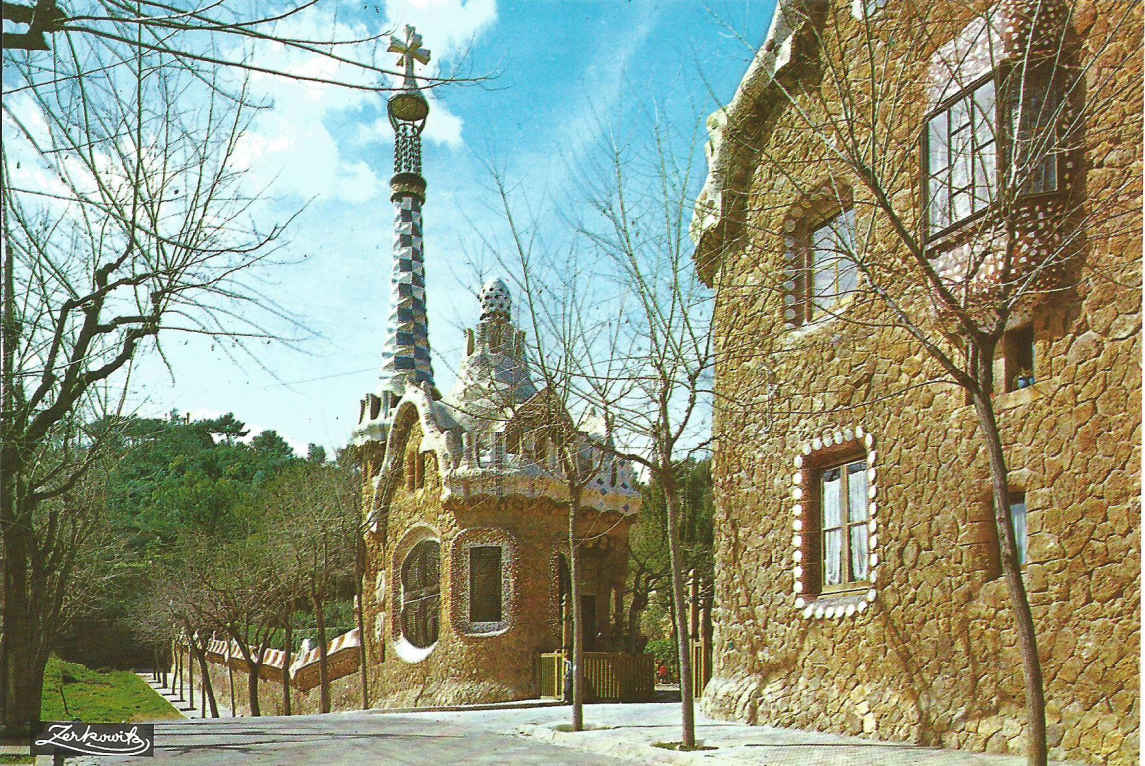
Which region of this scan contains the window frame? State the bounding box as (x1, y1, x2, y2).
(790, 204, 858, 327)
(400, 539, 441, 649)
(468, 545, 503, 623)
(1002, 324, 1036, 393)
(791, 429, 880, 619)
(922, 66, 1064, 244)
(922, 71, 999, 240)
(1009, 492, 1028, 567)
(817, 456, 872, 594)
(452, 532, 515, 637)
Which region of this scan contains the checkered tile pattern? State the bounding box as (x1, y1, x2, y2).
(379, 194, 434, 395)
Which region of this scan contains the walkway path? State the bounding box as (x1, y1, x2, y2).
(41, 692, 1084, 765)
(137, 670, 232, 720)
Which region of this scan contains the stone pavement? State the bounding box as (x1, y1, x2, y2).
(138, 670, 232, 719)
(37, 694, 1086, 765)
(394, 701, 1084, 765)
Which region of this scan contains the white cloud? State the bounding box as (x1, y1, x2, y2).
(383, 0, 498, 65)
(218, 1, 495, 206)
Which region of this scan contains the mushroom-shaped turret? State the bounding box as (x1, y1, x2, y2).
(479, 278, 512, 322)
(448, 279, 536, 431)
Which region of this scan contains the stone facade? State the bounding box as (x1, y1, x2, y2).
(691, 1, 1140, 764)
(353, 284, 639, 708)
(351, 31, 641, 710)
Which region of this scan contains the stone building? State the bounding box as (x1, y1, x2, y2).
(690, 1, 1139, 764)
(350, 28, 639, 708)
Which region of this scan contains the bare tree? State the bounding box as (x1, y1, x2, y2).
(478, 124, 706, 740)
(257, 462, 358, 714)
(2, 0, 484, 93)
(1, 4, 488, 735)
(693, 2, 1140, 763)
(0, 442, 124, 726)
(567, 121, 714, 751)
(179, 533, 282, 716)
(0, 10, 296, 732)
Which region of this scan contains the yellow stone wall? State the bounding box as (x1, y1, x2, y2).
(700, 2, 1141, 764)
(361, 421, 633, 708)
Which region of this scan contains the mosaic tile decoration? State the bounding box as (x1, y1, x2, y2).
(378, 195, 434, 396)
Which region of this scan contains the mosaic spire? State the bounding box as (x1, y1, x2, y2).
(378, 25, 434, 402)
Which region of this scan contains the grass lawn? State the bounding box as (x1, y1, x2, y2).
(40, 656, 182, 723)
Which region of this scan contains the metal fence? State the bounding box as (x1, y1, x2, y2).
(538, 651, 655, 702)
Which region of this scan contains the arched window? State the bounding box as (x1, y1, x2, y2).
(401, 540, 440, 648)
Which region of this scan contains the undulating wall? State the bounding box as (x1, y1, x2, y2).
(699, 2, 1140, 764)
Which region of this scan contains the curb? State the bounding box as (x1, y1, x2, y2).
(368, 699, 567, 715)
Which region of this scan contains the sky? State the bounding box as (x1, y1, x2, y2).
(117, 0, 779, 456)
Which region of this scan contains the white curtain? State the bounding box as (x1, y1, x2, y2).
(823, 469, 843, 585)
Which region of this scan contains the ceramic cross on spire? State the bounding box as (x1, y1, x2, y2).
(376, 27, 434, 404)
(388, 25, 430, 91)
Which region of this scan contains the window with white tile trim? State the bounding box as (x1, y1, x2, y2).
(791, 426, 879, 619)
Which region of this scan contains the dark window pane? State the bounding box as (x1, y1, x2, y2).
(401, 540, 440, 647)
(469, 546, 503, 622)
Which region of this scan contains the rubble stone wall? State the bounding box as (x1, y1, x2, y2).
(699, 2, 1141, 764)
(203, 660, 364, 717)
(362, 422, 633, 709)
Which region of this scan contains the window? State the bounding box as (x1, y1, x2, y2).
(810, 209, 858, 320)
(400, 540, 440, 648)
(790, 207, 857, 326)
(819, 458, 871, 588)
(851, 0, 886, 20)
(1010, 493, 1028, 566)
(924, 68, 1063, 238)
(1010, 75, 1060, 196)
(1003, 324, 1036, 392)
(468, 546, 503, 622)
(791, 429, 879, 618)
(926, 77, 997, 234)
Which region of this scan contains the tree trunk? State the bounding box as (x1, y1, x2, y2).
(282, 619, 292, 717)
(568, 489, 585, 732)
(626, 577, 648, 655)
(663, 476, 696, 749)
(356, 541, 369, 710)
(972, 385, 1047, 766)
(312, 594, 330, 714)
(0, 523, 47, 739)
(192, 644, 218, 718)
(246, 655, 262, 717)
(187, 645, 194, 708)
(228, 659, 236, 717)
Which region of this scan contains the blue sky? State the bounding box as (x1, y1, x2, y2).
(123, 0, 777, 455)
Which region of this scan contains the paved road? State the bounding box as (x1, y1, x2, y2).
(56, 698, 1081, 766)
(66, 711, 631, 765)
